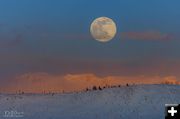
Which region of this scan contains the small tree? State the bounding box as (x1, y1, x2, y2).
(86, 88, 89, 91)
(126, 83, 129, 87)
(92, 86, 97, 90)
(98, 86, 102, 90)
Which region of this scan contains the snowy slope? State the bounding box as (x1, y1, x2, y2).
(0, 85, 180, 119)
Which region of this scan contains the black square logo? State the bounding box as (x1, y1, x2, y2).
(165, 104, 180, 119)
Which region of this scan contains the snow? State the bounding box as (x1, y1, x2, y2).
(0, 84, 180, 119)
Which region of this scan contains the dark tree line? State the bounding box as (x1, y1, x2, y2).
(14, 83, 131, 95)
(85, 83, 130, 92)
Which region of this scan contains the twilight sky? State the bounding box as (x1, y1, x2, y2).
(0, 0, 180, 92)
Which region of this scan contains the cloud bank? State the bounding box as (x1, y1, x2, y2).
(120, 31, 173, 40)
(1, 73, 179, 93)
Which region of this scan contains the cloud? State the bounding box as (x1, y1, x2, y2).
(1, 22, 174, 43)
(1, 73, 179, 93)
(27, 23, 173, 41)
(120, 31, 173, 40)
(0, 23, 25, 48)
(7, 34, 24, 47)
(0, 34, 24, 48)
(162, 76, 180, 85)
(40, 31, 173, 41)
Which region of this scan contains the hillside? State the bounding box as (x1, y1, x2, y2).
(0, 85, 180, 119)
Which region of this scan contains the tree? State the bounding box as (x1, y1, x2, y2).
(92, 86, 97, 90)
(86, 88, 89, 91)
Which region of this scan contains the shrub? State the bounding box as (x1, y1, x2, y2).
(92, 86, 97, 90)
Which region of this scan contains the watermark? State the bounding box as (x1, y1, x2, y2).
(3, 110, 24, 118)
(165, 104, 180, 119)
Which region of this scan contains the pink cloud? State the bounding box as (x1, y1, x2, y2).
(120, 31, 173, 40)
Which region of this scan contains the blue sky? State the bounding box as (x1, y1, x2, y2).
(0, 0, 180, 84)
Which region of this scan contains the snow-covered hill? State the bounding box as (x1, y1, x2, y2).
(0, 85, 180, 119)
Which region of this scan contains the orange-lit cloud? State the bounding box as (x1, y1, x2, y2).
(1, 73, 179, 93)
(162, 76, 180, 85)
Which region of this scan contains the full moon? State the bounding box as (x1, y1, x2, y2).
(90, 17, 117, 42)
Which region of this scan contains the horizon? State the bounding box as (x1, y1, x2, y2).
(0, 0, 180, 93)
